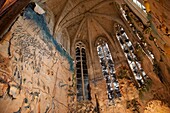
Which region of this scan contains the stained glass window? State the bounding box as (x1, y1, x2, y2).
(96, 38, 121, 102)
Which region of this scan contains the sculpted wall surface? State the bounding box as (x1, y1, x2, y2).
(0, 5, 73, 113)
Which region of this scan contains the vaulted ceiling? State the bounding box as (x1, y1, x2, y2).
(46, 0, 125, 50)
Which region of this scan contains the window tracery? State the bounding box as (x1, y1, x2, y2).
(75, 42, 90, 101)
(96, 38, 121, 102)
(119, 4, 155, 70)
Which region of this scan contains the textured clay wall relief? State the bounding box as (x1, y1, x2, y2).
(0, 6, 73, 113)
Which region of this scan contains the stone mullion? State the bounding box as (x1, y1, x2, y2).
(80, 47, 86, 100)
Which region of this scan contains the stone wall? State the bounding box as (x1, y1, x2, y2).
(0, 5, 73, 113)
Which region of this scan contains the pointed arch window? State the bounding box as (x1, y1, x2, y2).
(75, 42, 90, 101)
(115, 24, 147, 87)
(96, 38, 121, 102)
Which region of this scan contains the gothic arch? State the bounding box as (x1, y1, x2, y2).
(73, 40, 90, 56)
(94, 36, 108, 47)
(94, 36, 116, 56)
(65, 29, 70, 54)
(94, 36, 121, 102)
(55, 29, 70, 53)
(74, 41, 91, 101)
(74, 40, 92, 78)
(113, 22, 128, 36)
